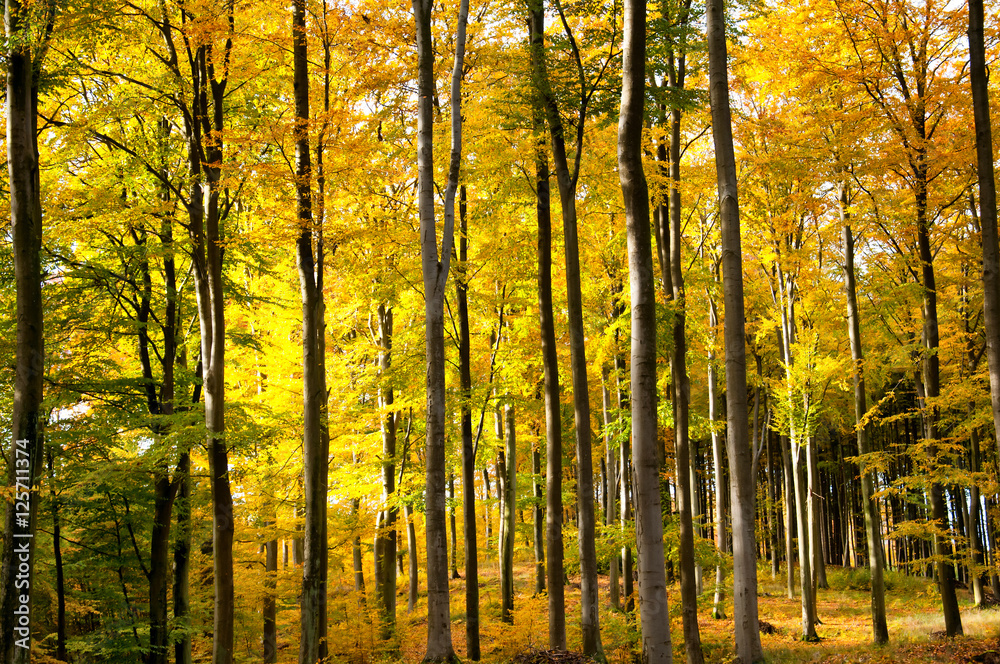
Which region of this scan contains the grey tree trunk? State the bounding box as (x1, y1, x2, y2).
(0, 2, 49, 660)
(414, 0, 466, 655)
(500, 405, 516, 623)
(449, 474, 459, 580)
(970, 0, 1000, 482)
(528, 6, 565, 647)
(842, 215, 889, 644)
(620, 1, 673, 661)
(706, 0, 763, 659)
(618, 347, 635, 616)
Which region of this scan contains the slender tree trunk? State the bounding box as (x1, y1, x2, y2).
(663, 29, 703, 659)
(406, 501, 419, 612)
(708, 298, 727, 619)
(532, 438, 546, 596)
(529, 3, 602, 651)
(295, 1, 328, 659)
(916, 181, 964, 636)
(0, 2, 46, 659)
(47, 453, 67, 662)
(456, 187, 480, 659)
(500, 405, 516, 623)
(376, 304, 398, 640)
(620, 1, 672, 660)
(970, 0, 1000, 476)
(174, 451, 192, 664)
(618, 346, 635, 616)
(602, 368, 620, 611)
(352, 494, 366, 595)
(807, 437, 828, 591)
(706, 0, 763, 658)
(414, 0, 466, 656)
(780, 435, 795, 599)
(449, 473, 459, 579)
(529, 7, 564, 646)
(264, 528, 278, 663)
(842, 218, 889, 643)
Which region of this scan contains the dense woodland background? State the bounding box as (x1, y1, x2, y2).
(3, 0, 1000, 662)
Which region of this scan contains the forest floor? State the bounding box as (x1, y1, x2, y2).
(325, 557, 1000, 664)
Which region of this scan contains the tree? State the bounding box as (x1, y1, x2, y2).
(414, 0, 468, 656)
(0, 1, 55, 660)
(620, 0, 673, 661)
(706, 0, 764, 660)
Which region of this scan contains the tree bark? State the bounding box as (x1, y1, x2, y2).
(706, 0, 763, 659)
(602, 368, 620, 611)
(295, 1, 329, 660)
(376, 304, 398, 640)
(414, 0, 466, 655)
(970, 0, 1000, 479)
(456, 187, 480, 659)
(620, 1, 673, 661)
(0, 2, 47, 659)
(500, 405, 516, 623)
(528, 6, 565, 647)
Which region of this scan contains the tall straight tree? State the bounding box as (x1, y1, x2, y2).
(0, 0, 54, 660)
(841, 198, 889, 644)
(969, 0, 1000, 466)
(653, 3, 703, 660)
(619, 0, 672, 661)
(295, 0, 329, 660)
(706, 0, 763, 660)
(456, 186, 480, 659)
(530, 0, 608, 654)
(528, 7, 565, 647)
(414, 0, 467, 656)
(835, 0, 964, 634)
(375, 303, 397, 640)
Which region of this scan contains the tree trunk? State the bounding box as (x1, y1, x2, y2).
(807, 437, 828, 591)
(376, 304, 398, 640)
(706, 0, 763, 658)
(295, 1, 328, 660)
(456, 187, 480, 659)
(0, 2, 46, 659)
(620, 1, 673, 660)
(414, 0, 465, 655)
(842, 218, 889, 643)
(264, 529, 278, 663)
(406, 501, 419, 612)
(529, 6, 565, 647)
(970, 0, 1000, 478)
(500, 405, 516, 623)
(532, 438, 545, 596)
(708, 297, 728, 619)
(602, 369, 620, 611)
(528, 2, 602, 652)
(661, 19, 702, 657)
(780, 435, 795, 599)
(174, 451, 192, 664)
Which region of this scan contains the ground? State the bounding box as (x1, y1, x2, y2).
(324, 555, 1000, 664)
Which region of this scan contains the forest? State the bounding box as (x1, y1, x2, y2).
(3, 0, 1000, 662)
